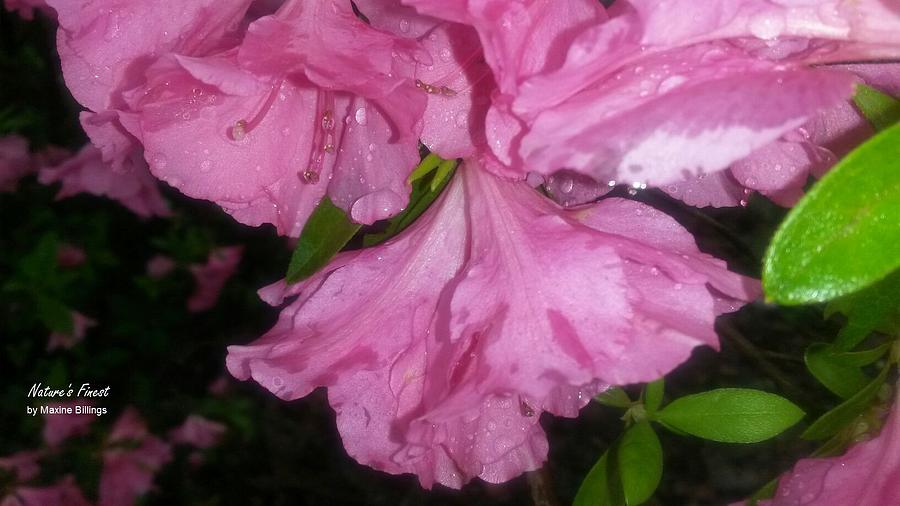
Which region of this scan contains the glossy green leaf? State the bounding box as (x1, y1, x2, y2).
(573, 451, 619, 506)
(617, 422, 662, 506)
(596, 387, 632, 409)
(656, 389, 804, 443)
(763, 122, 900, 304)
(827, 270, 900, 351)
(802, 364, 889, 440)
(286, 198, 360, 283)
(804, 343, 870, 399)
(854, 84, 900, 131)
(644, 379, 664, 416)
(363, 161, 456, 247)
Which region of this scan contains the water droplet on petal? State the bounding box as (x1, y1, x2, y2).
(354, 107, 368, 126)
(398, 18, 410, 33)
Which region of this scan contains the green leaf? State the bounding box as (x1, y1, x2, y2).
(827, 270, 900, 351)
(285, 198, 360, 283)
(596, 387, 632, 409)
(35, 294, 73, 334)
(363, 161, 456, 247)
(829, 343, 893, 367)
(656, 389, 805, 443)
(644, 378, 664, 416)
(407, 153, 443, 183)
(801, 364, 890, 440)
(617, 422, 662, 506)
(854, 84, 900, 131)
(574, 450, 620, 506)
(804, 343, 870, 399)
(763, 122, 900, 304)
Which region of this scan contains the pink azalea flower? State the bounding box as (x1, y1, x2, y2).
(99, 408, 172, 506)
(46, 311, 96, 351)
(168, 415, 226, 449)
(38, 144, 171, 218)
(145, 255, 176, 279)
(56, 243, 87, 268)
(0, 135, 32, 193)
(228, 160, 757, 487)
(0, 476, 90, 506)
(0, 451, 42, 482)
(760, 385, 900, 505)
(187, 246, 243, 312)
(41, 400, 97, 446)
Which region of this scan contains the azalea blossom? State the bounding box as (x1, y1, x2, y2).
(146, 255, 176, 279)
(0, 475, 90, 506)
(168, 415, 226, 449)
(38, 144, 171, 218)
(99, 408, 172, 506)
(759, 383, 899, 505)
(229, 160, 757, 487)
(0, 135, 32, 193)
(187, 246, 243, 312)
(46, 311, 96, 351)
(0, 451, 42, 483)
(41, 400, 96, 447)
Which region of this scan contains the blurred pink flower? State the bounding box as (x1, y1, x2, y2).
(760, 386, 899, 505)
(38, 145, 171, 218)
(228, 160, 757, 487)
(3, 0, 52, 20)
(207, 375, 230, 397)
(0, 451, 42, 482)
(42, 400, 97, 446)
(99, 408, 172, 506)
(145, 255, 176, 279)
(187, 246, 243, 313)
(56, 243, 87, 268)
(0, 135, 32, 193)
(168, 415, 226, 449)
(46, 311, 96, 351)
(0, 476, 89, 506)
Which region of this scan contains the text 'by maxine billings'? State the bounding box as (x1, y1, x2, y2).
(24, 382, 111, 417)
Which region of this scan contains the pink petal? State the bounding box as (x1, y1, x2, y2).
(47, 0, 252, 112)
(46, 311, 96, 351)
(41, 400, 97, 447)
(145, 255, 176, 279)
(763, 386, 900, 505)
(187, 246, 243, 313)
(38, 144, 171, 218)
(0, 135, 32, 193)
(1, 476, 90, 506)
(228, 161, 756, 487)
(520, 61, 856, 186)
(100, 409, 172, 506)
(168, 415, 226, 449)
(0, 451, 42, 482)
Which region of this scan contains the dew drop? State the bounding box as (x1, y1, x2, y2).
(398, 18, 410, 33)
(560, 178, 574, 194)
(354, 107, 368, 126)
(439, 47, 452, 62)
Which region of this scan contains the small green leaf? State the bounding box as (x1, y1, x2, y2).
(644, 378, 664, 416)
(656, 389, 804, 443)
(827, 270, 900, 351)
(285, 198, 360, 283)
(801, 364, 890, 440)
(574, 450, 621, 506)
(407, 153, 443, 183)
(830, 343, 893, 367)
(363, 161, 456, 247)
(804, 343, 870, 399)
(854, 84, 900, 131)
(617, 422, 662, 506)
(596, 387, 632, 409)
(762, 122, 900, 304)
